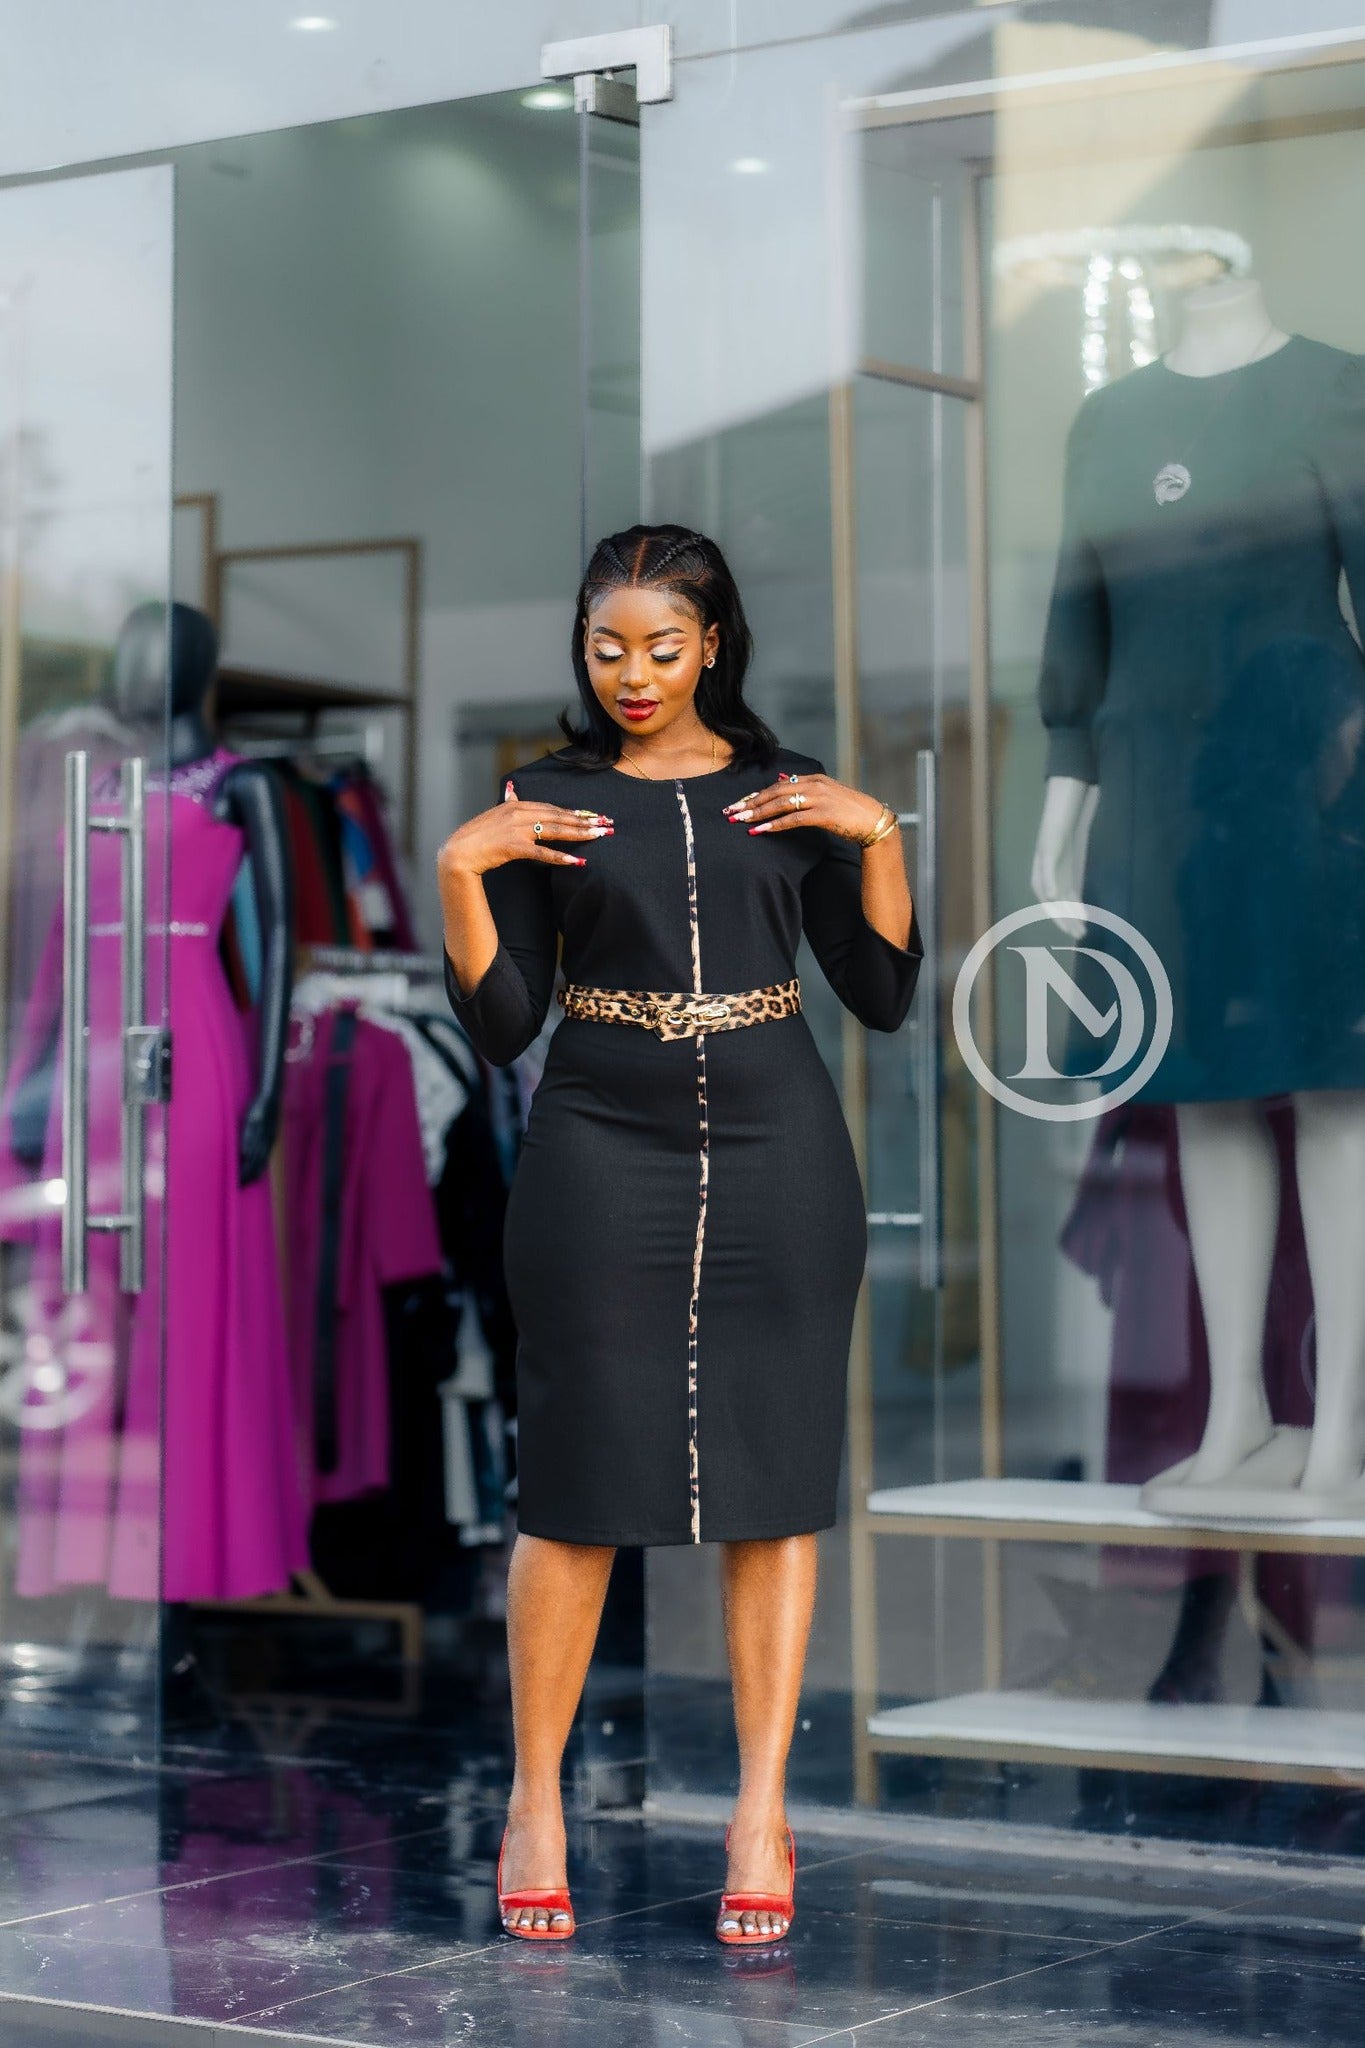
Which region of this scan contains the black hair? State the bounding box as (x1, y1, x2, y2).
(556, 523, 778, 771)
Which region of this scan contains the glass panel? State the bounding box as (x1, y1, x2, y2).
(861, 127, 966, 380)
(981, 53, 1365, 1784)
(855, 375, 972, 1497)
(0, 167, 173, 1758)
(582, 109, 642, 549)
(639, 21, 1365, 1848)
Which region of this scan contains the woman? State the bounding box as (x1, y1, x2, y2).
(437, 525, 921, 1946)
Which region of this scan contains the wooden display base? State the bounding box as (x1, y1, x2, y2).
(190, 1568, 424, 1668)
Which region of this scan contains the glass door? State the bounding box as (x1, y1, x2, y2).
(572, 78, 648, 1808)
(632, 44, 962, 1809)
(0, 166, 174, 1759)
(841, 132, 979, 1803)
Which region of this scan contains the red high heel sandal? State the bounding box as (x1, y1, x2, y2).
(496, 1827, 576, 1941)
(716, 1822, 796, 1945)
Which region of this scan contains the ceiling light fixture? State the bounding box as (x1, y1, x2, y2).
(521, 86, 574, 110)
(731, 156, 769, 175)
(291, 14, 337, 30)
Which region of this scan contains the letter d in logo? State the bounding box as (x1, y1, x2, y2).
(952, 901, 1172, 1123)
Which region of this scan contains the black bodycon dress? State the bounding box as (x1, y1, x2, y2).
(443, 745, 923, 1546)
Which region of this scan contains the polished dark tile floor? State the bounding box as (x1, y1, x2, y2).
(0, 1733, 1364, 2047)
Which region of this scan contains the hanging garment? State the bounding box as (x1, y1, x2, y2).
(1039, 335, 1365, 1101)
(282, 1004, 442, 1507)
(275, 766, 351, 945)
(334, 764, 418, 949)
(0, 747, 308, 1602)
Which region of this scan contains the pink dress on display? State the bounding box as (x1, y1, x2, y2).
(0, 745, 308, 1602)
(282, 1006, 442, 1509)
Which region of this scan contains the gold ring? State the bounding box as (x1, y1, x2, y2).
(533, 820, 543, 840)
(789, 793, 802, 808)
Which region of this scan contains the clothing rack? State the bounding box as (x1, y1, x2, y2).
(195, 945, 446, 1671)
(229, 727, 388, 767)
(305, 944, 443, 976)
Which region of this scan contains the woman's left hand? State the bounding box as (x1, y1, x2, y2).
(723, 771, 889, 843)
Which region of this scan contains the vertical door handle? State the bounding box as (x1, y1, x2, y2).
(863, 748, 943, 1288)
(913, 747, 942, 1291)
(60, 750, 90, 1295)
(61, 752, 154, 1296)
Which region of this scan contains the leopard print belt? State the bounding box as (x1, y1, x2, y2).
(557, 975, 802, 1042)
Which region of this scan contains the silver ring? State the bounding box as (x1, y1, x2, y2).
(789, 793, 802, 808)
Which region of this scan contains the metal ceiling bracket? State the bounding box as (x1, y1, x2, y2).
(573, 72, 639, 126)
(541, 25, 674, 106)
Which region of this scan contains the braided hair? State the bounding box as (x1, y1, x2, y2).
(557, 523, 778, 771)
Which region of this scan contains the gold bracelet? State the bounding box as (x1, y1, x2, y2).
(858, 802, 899, 848)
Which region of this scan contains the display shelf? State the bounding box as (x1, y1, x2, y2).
(216, 665, 410, 715)
(867, 1690, 1365, 1785)
(865, 1478, 1365, 1554)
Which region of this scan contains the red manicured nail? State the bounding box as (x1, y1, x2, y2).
(503, 779, 515, 801)
(570, 855, 586, 865)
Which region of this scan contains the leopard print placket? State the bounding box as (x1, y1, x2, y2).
(674, 781, 708, 1546)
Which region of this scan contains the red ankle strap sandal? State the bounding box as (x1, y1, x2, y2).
(716, 1823, 796, 1945)
(496, 1827, 576, 1941)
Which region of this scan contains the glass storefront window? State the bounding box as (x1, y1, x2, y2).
(0, 167, 174, 1758)
(639, 26, 1365, 1841)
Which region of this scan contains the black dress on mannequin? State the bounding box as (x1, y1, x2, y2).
(1039, 335, 1365, 1102)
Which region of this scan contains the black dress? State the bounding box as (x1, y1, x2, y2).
(443, 745, 923, 1546)
(1040, 335, 1365, 1103)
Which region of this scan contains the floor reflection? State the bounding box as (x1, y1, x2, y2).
(0, 1693, 1360, 2044)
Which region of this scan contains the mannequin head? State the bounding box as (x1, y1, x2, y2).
(110, 600, 218, 727)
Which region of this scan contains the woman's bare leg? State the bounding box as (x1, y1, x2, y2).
(718, 1533, 818, 1937)
(501, 1532, 616, 1932)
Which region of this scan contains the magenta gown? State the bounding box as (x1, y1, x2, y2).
(0, 746, 308, 1602)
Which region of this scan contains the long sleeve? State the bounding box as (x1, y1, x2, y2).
(443, 854, 558, 1066)
(1314, 349, 1365, 623)
(1039, 398, 1109, 785)
(800, 820, 924, 1033)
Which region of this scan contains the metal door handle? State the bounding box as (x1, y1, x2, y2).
(865, 748, 942, 1289)
(60, 750, 90, 1295)
(913, 747, 942, 1290)
(61, 751, 152, 1295)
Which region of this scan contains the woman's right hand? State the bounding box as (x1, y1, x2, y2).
(437, 787, 613, 880)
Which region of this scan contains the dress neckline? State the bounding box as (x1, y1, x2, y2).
(606, 760, 741, 785)
(1153, 332, 1300, 384)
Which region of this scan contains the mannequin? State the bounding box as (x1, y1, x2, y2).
(111, 600, 292, 1181)
(1032, 277, 1365, 1519)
